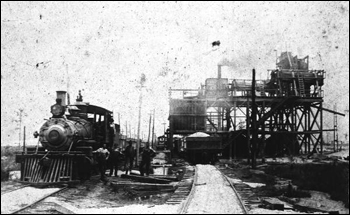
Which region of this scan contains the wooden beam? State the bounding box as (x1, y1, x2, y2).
(111, 181, 175, 191)
(151, 175, 180, 181)
(120, 174, 172, 184)
(311, 104, 345, 116)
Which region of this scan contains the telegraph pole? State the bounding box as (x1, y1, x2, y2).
(152, 109, 155, 148)
(66, 64, 71, 105)
(147, 112, 152, 144)
(17, 109, 24, 149)
(23, 126, 26, 153)
(162, 123, 166, 134)
(136, 88, 143, 165)
(136, 74, 146, 165)
(129, 124, 132, 140)
(125, 121, 128, 140)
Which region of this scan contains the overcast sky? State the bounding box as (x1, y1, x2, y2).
(1, 1, 349, 146)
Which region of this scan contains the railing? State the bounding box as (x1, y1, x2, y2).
(169, 69, 325, 100)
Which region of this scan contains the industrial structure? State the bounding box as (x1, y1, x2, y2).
(167, 52, 345, 164)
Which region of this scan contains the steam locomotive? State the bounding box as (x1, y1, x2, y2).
(16, 90, 116, 185)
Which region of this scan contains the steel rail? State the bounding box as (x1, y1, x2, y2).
(216, 166, 249, 214)
(179, 166, 198, 214)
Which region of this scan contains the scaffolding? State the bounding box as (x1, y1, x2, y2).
(168, 52, 344, 160)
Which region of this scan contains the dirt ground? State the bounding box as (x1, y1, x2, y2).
(57, 174, 173, 207)
(1, 150, 348, 214)
(218, 149, 349, 214)
(1, 169, 181, 214)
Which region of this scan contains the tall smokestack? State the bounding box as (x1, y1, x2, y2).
(56, 91, 67, 106)
(218, 65, 222, 79)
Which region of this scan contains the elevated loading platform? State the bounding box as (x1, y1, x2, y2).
(168, 52, 343, 159)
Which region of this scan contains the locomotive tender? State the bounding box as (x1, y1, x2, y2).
(16, 90, 116, 185)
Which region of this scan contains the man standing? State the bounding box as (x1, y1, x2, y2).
(139, 143, 156, 176)
(93, 143, 110, 181)
(109, 147, 123, 177)
(124, 141, 135, 175)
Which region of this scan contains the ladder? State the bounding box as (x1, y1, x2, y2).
(297, 74, 305, 97)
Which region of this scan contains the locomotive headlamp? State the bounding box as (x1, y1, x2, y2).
(51, 104, 64, 117)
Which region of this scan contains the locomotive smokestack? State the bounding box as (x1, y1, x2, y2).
(56, 91, 67, 106)
(218, 65, 222, 79)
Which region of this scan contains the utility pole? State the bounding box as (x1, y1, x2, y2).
(136, 89, 142, 165)
(23, 126, 26, 153)
(18, 109, 23, 148)
(136, 73, 146, 165)
(129, 125, 132, 140)
(118, 112, 120, 125)
(333, 104, 338, 152)
(125, 121, 128, 140)
(152, 109, 155, 148)
(274, 49, 278, 68)
(16, 109, 24, 149)
(162, 123, 166, 134)
(147, 112, 152, 144)
(66, 64, 70, 105)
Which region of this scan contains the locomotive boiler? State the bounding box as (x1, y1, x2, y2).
(16, 90, 116, 185)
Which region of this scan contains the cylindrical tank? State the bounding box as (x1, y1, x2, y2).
(39, 117, 92, 151)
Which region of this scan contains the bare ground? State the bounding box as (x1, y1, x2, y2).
(1, 151, 349, 214)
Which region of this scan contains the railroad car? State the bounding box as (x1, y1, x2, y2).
(16, 90, 116, 185)
(182, 135, 221, 164)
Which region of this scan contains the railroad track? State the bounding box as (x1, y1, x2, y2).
(178, 165, 197, 214)
(1, 185, 68, 214)
(179, 164, 248, 214)
(165, 165, 195, 206)
(219, 167, 249, 214)
(217, 164, 262, 212)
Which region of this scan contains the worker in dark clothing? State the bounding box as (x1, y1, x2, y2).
(109, 147, 123, 177)
(286, 181, 294, 197)
(139, 143, 156, 176)
(124, 141, 135, 175)
(93, 143, 110, 181)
